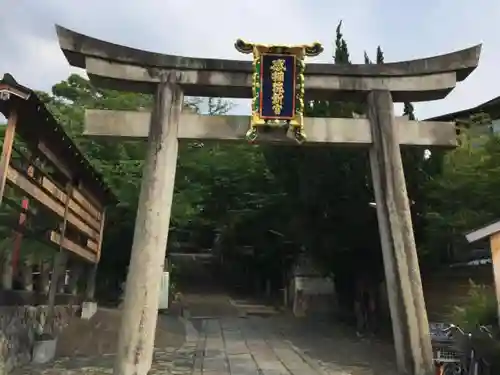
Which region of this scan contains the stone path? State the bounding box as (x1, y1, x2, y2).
(260, 316, 398, 375)
(188, 316, 398, 375)
(180, 292, 241, 319)
(193, 318, 318, 375)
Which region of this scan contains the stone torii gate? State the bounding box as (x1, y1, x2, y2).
(55, 25, 480, 375)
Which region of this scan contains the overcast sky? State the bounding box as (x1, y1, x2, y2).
(0, 0, 499, 119)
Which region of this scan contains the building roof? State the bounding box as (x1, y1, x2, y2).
(0, 73, 117, 205)
(426, 95, 500, 122)
(465, 219, 500, 243)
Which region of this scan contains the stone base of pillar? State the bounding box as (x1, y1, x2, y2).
(81, 301, 98, 320)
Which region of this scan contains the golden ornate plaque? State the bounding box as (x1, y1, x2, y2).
(235, 39, 323, 143)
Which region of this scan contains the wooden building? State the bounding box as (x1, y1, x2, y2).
(0, 73, 116, 302)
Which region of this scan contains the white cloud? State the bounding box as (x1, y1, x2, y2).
(0, 0, 498, 119)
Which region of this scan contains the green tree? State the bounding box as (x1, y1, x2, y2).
(403, 102, 415, 120)
(261, 22, 384, 314)
(364, 51, 372, 64)
(376, 46, 384, 64)
(423, 114, 500, 263)
(260, 22, 445, 317)
(42, 75, 281, 296)
(4, 22, 461, 307)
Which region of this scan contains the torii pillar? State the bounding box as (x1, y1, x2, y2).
(113, 73, 183, 375)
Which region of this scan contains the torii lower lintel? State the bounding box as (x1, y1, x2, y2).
(84, 109, 457, 148)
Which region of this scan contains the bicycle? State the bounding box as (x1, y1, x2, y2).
(433, 351, 462, 375)
(431, 323, 462, 375)
(441, 324, 493, 375)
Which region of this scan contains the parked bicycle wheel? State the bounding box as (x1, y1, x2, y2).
(442, 363, 462, 375)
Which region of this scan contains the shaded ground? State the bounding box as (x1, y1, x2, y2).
(187, 316, 398, 375)
(229, 296, 281, 317)
(57, 307, 185, 357)
(181, 292, 240, 319)
(183, 289, 397, 375)
(13, 299, 398, 375)
(263, 316, 397, 375)
(13, 307, 186, 374)
(13, 281, 398, 374)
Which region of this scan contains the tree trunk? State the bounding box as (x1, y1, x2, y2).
(68, 263, 82, 296)
(265, 279, 271, 298)
(45, 251, 68, 335)
(38, 260, 51, 294)
(85, 264, 98, 301)
(1, 250, 13, 290)
(57, 267, 67, 294)
(20, 256, 33, 291)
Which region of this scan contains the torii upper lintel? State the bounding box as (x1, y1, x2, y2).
(55, 25, 480, 81)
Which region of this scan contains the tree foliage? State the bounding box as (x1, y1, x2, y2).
(34, 75, 285, 290)
(31, 24, 433, 296)
(261, 22, 433, 287)
(423, 114, 500, 263)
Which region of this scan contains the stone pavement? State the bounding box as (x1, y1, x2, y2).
(188, 316, 398, 375)
(181, 292, 240, 319)
(193, 317, 322, 375)
(257, 316, 398, 375)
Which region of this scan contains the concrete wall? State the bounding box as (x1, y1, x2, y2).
(0, 304, 79, 373)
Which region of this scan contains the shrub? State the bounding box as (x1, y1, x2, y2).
(449, 280, 497, 331)
(448, 281, 500, 371)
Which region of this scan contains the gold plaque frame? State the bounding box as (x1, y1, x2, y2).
(235, 39, 323, 143)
